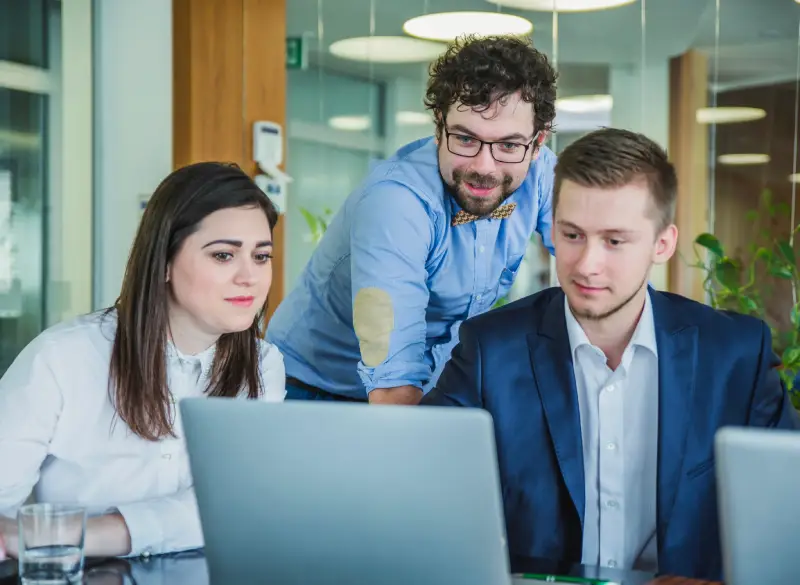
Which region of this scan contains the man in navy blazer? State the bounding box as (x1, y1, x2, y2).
(421, 128, 800, 581)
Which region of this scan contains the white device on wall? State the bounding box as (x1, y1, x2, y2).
(253, 121, 292, 214)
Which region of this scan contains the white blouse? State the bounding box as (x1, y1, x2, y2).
(0, 310, 285, 556)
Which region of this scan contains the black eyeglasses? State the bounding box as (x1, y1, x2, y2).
(444, 127, 538, 164)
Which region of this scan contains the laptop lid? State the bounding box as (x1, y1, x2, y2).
(180, 398, 511, 585)
(715, 426, 800, 585)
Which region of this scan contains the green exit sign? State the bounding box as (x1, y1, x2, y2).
(286, 37, 307, 70)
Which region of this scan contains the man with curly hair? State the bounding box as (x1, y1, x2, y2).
(268, 35, 558, 404)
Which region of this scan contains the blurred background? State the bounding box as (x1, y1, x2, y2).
(2, 0, 800, 374)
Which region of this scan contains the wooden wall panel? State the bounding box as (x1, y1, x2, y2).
(667, 50, 709, 301)
(243, 0, 286, 322)
(173, 0, 286, 320)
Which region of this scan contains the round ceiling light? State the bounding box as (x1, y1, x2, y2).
(329, 36, 446, 63)
(396, 111, 432, 126)
(485, 0, 636, 11)
(696, 107, 766, 124)
(403, 12, 533, 42)
(717, 153, 770, 165)
(556, 94, 613, 113)
(328, 115, 371, 131)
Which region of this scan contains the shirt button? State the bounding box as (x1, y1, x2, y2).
(479, 245, 485, 253)
(162, 453, 172, 460)
(606, 442, 617, 450)
(608, 560, 617, 568)
(605, 384, 615, 392)
(607, 500, 618, 509)
(476, 294, 482, 301)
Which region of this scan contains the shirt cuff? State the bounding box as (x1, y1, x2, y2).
(357, 359, 431, 393)
(115, 502, 164, 557)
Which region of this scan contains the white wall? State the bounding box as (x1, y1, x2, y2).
(93, 0, 172, 309)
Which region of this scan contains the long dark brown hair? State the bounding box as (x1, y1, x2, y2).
(109, 162, 279, 441)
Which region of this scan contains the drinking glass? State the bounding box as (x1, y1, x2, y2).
(17, 504, 86, 584)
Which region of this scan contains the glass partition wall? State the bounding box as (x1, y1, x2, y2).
(0, 0, 93, 375)
(285, 0, 800, 306)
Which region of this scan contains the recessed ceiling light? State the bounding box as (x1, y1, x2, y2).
(717, 153, 770, 165)
(328, 115, 371, 131)
(396, 111, 432, 126)
(403, 12, 533, 42)
(696, 107, 766, 124)
(485, 0, 636, 11)
(329, 36, 446, 63)
(556, 94, 613, 113)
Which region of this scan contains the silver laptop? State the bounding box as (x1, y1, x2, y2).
(180, 398, 511, 585)
(715, 426, 800, 585)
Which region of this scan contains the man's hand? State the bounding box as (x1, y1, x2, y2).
(0, 515, 19, 559)
(368, 385, 422, 405)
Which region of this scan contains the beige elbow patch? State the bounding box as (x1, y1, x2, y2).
(353, 287, 395, 367)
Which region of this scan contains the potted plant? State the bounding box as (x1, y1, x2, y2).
(690, 189, 800, 409)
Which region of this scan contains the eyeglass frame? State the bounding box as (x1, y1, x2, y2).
(442, 121, 541, 164)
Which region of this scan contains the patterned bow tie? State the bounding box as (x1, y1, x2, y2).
(451, 202, 517, 227)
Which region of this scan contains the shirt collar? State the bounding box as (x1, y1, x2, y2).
(166, 341, 217, 378)
(564, 290, 658, 362)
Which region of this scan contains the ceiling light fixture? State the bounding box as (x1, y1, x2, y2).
(328, 115, 371, 131)
(717, 153, 770, 165)
(403, 12, 533, 42)
(396, 111, 432, 126)
(329, 36, 446, 63)
(556, 94, 613, 113)
(485, 0, 636, 11)
(696, 107, 766, 124)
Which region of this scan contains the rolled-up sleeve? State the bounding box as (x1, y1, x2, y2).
(536, 147, 557, 255)
(0, 337, 62, 516)
(350, 182, 434, 393)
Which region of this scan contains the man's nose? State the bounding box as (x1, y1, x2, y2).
(470, 144, 498, 174)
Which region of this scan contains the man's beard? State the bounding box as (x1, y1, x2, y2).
(446, 168, 516, 217)
(570, 275, 648, 321)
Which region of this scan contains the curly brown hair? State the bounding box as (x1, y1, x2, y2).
(425, 35, 558, 138)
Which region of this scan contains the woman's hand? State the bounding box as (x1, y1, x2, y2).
(0, 516, 19, 559)
(85, 513, 131, 558)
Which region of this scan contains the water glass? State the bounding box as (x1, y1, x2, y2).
(17, 504, 86, 584)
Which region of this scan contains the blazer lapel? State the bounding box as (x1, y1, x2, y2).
(528, 291, 585, 526)
(651, 290, 698, 550)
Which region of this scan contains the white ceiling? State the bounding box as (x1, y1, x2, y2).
(286, 0, 800, 90)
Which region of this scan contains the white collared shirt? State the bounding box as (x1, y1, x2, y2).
(0, 310, 285, 556)
(564, 293, 659, 572)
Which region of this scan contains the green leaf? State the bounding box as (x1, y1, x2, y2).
(791, 305, 800, 329)
(695, 233, 724, 257)
(769, 263, 794, 279)
(754, 247, 772, 262)
(714, 258, 740, 290)
(762, 189, 773, 206)
(776, 240, 796, 267)
(738, 295, 759, 314)
(782, 346, 800, 370)
(299, 207, 319, 232)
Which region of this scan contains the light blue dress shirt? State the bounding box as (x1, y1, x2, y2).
(267, 137, 556, 399)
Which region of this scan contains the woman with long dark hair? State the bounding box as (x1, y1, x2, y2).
(0, 162, 284, 559)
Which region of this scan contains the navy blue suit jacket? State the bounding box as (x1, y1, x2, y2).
(422, 287, 800, 580)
